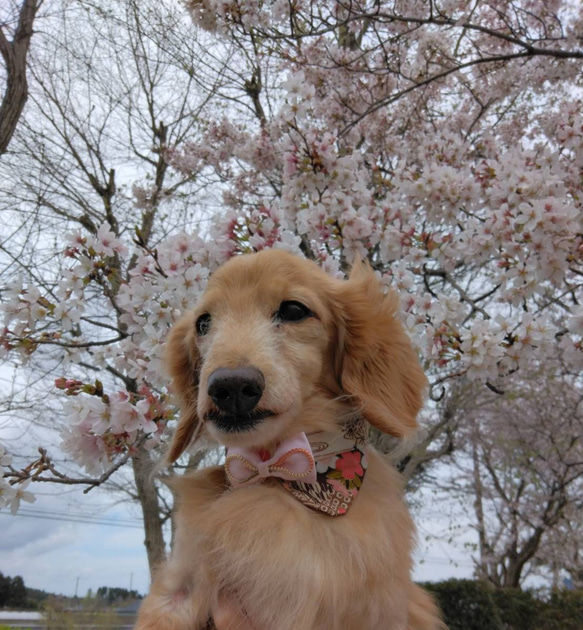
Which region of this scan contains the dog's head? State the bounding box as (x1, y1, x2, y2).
(166, 250, 426, 461)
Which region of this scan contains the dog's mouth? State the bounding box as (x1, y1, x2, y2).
(205, 408, 275, 433)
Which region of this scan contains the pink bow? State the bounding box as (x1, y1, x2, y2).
(225, 432, 317, 488)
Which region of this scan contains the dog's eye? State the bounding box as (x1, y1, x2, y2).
(195, 313, 212, 336)
(275, 301, 313, 323)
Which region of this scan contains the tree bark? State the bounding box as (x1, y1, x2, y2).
(472, 439, 497, 585)
(132, 444, 167, 574)
(0, 0, 41, 155)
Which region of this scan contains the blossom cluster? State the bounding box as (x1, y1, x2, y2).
(56, 378, 170, 475)
(173, 0, 583, 384)
(0, 444, 35, 514)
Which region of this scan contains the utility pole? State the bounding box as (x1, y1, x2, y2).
(129, 572, 133, 591)
(74, 577, 80, 598)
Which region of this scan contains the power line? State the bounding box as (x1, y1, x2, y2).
(0, 509, 143, 529)
(17, 505, 142, 525)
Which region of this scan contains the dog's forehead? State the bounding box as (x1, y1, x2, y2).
(199, 250, 334, 321)
(209, 252, 323, 291)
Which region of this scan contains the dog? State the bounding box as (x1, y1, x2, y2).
(135, 249, 445, 630)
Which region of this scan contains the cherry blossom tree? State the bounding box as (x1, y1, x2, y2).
(535, 503, 583, 589)
(439, 363, 583, 588)
(1, 0, 582, 583)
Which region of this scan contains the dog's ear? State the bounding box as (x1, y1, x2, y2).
(332, 261, 426, 437)
(165, 313, 201, 463)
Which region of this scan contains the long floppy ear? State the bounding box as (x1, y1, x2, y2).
(165, 312, 201, 463)
(332, 261, 426, 437)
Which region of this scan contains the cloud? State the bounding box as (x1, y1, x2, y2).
(0, 513, 67, 552)
(1, 519, 151, 597)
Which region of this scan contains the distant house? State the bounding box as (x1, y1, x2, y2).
(0, 610, 44, 629)
(117, 599, 141, 616)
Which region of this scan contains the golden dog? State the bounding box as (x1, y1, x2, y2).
(135, 250, 444, 630)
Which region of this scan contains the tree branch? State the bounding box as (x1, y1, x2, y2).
(0, 0, 42, 155)
(6, 442, 142, 494)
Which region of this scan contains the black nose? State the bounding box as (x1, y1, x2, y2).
(207, 367, 265, 416)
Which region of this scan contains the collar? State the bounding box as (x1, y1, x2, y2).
(226, 417, 368, 517)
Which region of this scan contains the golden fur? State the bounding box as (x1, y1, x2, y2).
(135, 250, 445, 630)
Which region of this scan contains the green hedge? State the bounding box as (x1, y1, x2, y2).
(534, 590, 583, 630)
(421, 579, 583, 630)
(423, 579, 504, 630)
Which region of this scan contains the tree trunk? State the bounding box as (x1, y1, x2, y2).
(503, 526, 548, 588)
(503, 556, 525, 589)
(471, 439, 496, 584)
(132, 445, 167, 577)
(0, 0, 40, 155)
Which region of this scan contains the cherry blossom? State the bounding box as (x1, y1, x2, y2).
(9, 479, 36, 515)
(0, 476, 17, 509)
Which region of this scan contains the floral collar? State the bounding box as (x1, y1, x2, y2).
(225, 418, 368, 517)
(281, 417, 368, 517)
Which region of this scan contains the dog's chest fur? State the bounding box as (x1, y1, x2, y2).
(172, 449, 416, 630)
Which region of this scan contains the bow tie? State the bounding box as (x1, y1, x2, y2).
(225, 432, 317, 487)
